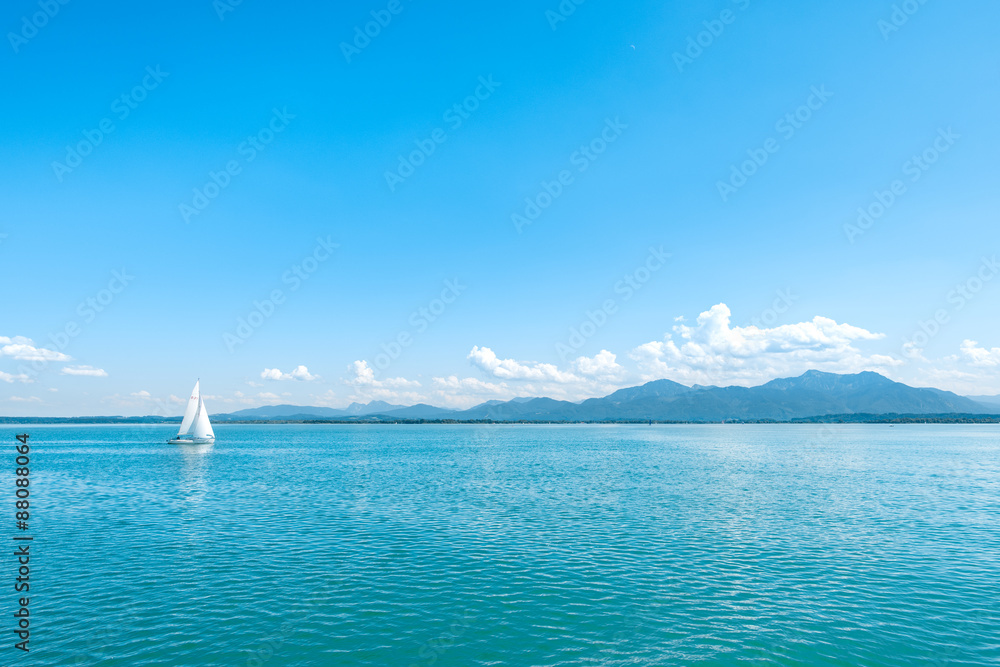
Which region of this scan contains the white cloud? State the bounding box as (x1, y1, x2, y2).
(61, 365, 108, 377)
(901, 341, 927, 361)
(428, 375, 519, 409)
(0, 371, 31, 384)
(100, 391, 191, 416)
(0, 336, 70, 362)
(309, 389, 343, 407)
(433, 375, 511, 394)
(164, 306, 996, 412)
(261, 365, 318, 381)
(340, 360, 423, 404)
(290, 366, 318, 381)
(468, 346, 581, 383)
(7, 396, 40, 403)
(631, 303, 896, 386)
(348, 360, 420, 388)
(906, 339, 1000, 396)
(429, 373, 620, 410)
(405, 348, 632, 409)
(305, 370, 518, 411)
(229, 391, 285, 405)
(573, 350, 626, 381)
(960, 340, 1000, 367)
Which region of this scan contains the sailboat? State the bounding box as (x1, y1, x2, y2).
(168, 380, 216, 445)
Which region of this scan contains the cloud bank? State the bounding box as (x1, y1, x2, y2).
(318, 303, 997, 409)
(261, 365, 318, 381)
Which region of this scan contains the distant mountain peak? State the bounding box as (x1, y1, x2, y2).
(601, 378, 691, 404)
(210, 370, 995, 423)
(343, 400, 404, 415)
(448, 370, 991, 421)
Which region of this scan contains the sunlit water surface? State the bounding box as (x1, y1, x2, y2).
(9, 424, 1000, 666)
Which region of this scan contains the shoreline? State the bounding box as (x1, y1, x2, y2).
(3, 414, 999, 426)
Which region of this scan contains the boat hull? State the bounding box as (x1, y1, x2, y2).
(167, 437, 215, 445)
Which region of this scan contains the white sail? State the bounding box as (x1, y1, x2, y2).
(177, 381, 200, 437)
(191, 396, 214, 440)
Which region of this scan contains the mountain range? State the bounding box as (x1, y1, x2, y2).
(213, 371, 998, 422)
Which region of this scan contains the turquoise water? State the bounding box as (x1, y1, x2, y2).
(7, 424, 1000, 666)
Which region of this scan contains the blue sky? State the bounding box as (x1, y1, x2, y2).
(2, 0, 999, 416)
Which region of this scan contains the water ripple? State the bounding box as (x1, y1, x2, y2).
(8, 424, 1000, 666)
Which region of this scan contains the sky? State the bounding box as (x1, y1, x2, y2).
(1, 0, 999, 416)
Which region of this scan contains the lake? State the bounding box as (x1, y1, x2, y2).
(8, 424, 999, 666)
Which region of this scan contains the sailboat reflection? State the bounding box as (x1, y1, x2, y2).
(177, 442, 214, 507)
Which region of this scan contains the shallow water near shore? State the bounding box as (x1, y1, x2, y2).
(10, 423, 1000, 666)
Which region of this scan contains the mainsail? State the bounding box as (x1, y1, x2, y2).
(176, 381, 200, 437)
(191, 396, 215, 440)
